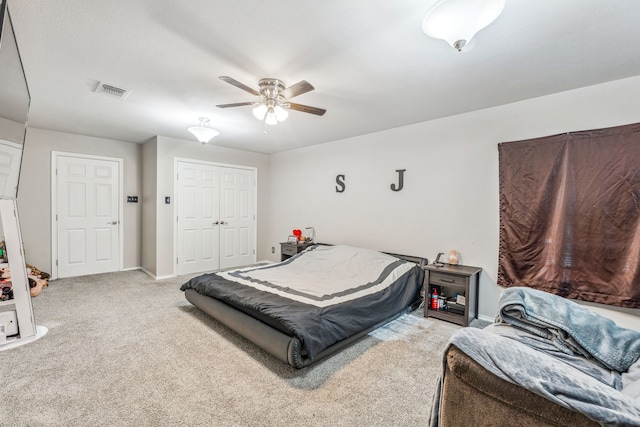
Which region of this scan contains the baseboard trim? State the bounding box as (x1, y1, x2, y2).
(478, 314, 494, 323)
(140, 267, 154, 278)
(140, 267, 176, 280)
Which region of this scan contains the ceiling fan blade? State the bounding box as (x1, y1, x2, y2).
(281, 80, 314, 99)
(219, 76, 260, 97)
(216, 102, 255, 108)
(287, 102, 326, 116)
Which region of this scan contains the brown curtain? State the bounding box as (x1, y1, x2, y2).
(498, 122, 640, 308)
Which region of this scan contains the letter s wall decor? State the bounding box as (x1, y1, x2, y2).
(335, 174, 346, 193)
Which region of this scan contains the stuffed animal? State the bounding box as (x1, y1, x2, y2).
(28, 276, 47, 297)
(26, 263, 50, 280)
(0, 264, 50, 297)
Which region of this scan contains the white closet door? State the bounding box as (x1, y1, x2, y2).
(219, 167, 255, 269)
(177, 162, 220, 275)
(56, 155, 120, 278)
(176, 161, 255, 275)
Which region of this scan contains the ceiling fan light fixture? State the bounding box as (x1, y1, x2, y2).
(274, 105, 288, 122)
(422, 0, 505, 51)
(265, 108, 279, 126)
(252, 104, 268, 120)
(188, 117, 220, 145)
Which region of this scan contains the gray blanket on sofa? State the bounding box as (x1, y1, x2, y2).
(434, 327, 640, 426)
(496, 287, 640, 372)
(430, 288, 640, 426)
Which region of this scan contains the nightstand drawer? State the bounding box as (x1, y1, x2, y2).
(430, 271, 466, 287)
(280, 241, 313, 261)
(281, 245, 298, 256)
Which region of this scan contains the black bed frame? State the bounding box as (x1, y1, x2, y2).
(185, 248, 428, 368)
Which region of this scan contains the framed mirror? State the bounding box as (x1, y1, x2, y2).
(0, 0, 40, 346)
(0, 0, 30, 200)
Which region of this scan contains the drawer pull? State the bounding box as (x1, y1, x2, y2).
(440, 278, 455, 283)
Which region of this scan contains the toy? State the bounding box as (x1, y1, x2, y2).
(0, 264, 50, 298)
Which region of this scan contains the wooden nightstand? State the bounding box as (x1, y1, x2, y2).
(424, 264, 482, 327)
(280, 241, 313, 261)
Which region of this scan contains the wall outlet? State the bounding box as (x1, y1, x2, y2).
(165, 196, 171, 204)
(127, 196, 138, 203)
(271, 246, 275, 253)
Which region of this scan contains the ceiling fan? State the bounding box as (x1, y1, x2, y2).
(216, 76, 326, 126)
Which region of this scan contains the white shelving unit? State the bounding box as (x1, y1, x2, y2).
(0, 199, 46, 349)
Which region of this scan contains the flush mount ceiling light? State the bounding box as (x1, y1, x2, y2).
(422, 0, 505, 51)
(187, 117, 220, 145)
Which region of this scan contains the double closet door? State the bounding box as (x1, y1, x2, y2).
(176, 161, 255, 275)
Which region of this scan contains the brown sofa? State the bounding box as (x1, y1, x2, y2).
(431, 287, 640, 426)
(440, 345, 598, 427)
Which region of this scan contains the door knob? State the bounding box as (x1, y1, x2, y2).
(108, 220, 118, 225)
(213, 221, 219, 225)
(219, 221, 227, 225)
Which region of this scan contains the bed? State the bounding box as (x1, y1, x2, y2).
(180, 244, 427, 368)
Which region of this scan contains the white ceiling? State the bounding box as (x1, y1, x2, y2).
(9, 0, 640, 154)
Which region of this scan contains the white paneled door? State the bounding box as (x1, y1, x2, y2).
(176, 161, 221, 275)
(177, 161, 255, 275)
(55, 155, 121, 278)
(219, 167, 255, 269)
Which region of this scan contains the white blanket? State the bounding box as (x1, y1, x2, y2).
(218, 245, 415, 308)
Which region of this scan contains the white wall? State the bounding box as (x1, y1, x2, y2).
(267, 75, 640, 326)
(18, 127, 142, 274)
(0, 116, 26, 145)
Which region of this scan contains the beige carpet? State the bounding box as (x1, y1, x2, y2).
(1, 270, 470, 426)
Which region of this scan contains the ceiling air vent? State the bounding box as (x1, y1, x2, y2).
(95, 81, 131, 99)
